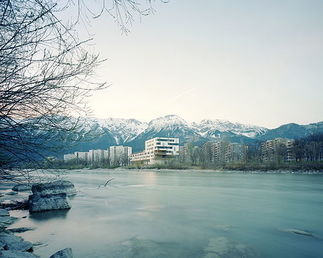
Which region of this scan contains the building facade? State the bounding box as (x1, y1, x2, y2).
(109, 146, 132, 166)
(199, 141, 247, 165)
(63, 153, 76, 161)
(261, 138, 295, 162)
(131, 137, 180, 165)
(88, 149, 109, 164)
(75, 152, 88, 162)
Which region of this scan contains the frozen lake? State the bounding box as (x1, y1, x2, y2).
(10, 169, 323, 257)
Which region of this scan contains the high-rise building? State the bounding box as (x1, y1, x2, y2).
(109, 146, 132, 166)
(88, 149, 109, 163)
(63, 153, 76, 161)
(261, 138, 295, 162)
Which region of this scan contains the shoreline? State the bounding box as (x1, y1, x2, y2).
(41, 167, 323, 175)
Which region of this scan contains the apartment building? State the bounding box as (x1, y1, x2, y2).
(63, 146, 130, 165)
(261, 138, 295, 162)
(130, 137, 180, 165)
(109, 146, 132, 166)
(200, 141, 247, 164)
(63, 153, 76, 161)
(225, 143, 248, 163)
(88, 149, 109, 163)
(75, 151, 88, 161)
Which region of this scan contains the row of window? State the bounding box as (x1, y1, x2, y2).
(156, 138, 176, 142)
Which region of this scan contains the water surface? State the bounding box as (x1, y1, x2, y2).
(10, 169, 323, 257)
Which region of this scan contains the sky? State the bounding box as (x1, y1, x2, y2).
(67, 0, 323, 128)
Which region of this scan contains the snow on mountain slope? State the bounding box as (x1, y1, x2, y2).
(193, 119, 268, 138)
(94, 118, 148, 144)
(147, 114, 190, 131)
(83, 115, 267, 146)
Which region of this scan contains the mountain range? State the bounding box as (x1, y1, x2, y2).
(70, 115, 323, 153)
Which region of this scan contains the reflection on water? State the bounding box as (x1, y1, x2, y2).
(13, 169, 323, 258)
(29, 209, 70, 222)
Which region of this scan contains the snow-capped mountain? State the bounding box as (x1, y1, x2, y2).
(78, 115, 270, 151)
(59, 115, 323, 154)
(192, 119, 268, 138)
(128, 115, 204, 151)
(95, 118, 148, 144)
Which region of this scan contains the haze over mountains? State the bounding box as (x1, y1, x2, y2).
(74, 115, 323, 153)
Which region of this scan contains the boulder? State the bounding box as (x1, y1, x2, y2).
(49, 248, 73, 258)
(0, 199, 29, 210)
(6, 192, 18, 196)
(0, 250, 39, 258)
(0, 209, 9, 217)
(31, 181, 76, 197)
(0, 232, 33, 252)
(0, 216, 17, 229)
(12, 184, 32, 192)
(29, 193, 71, 213)
(4, 241, 33, 252)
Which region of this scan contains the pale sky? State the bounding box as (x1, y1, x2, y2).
(70, 0, 323, 128)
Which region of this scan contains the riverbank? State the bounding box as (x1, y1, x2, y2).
(0, 181, 74, 258)
(35, 159, 323, 172)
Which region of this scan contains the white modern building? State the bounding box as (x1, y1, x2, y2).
(109, 146, 132, 166)
(130, 137, 180, 165)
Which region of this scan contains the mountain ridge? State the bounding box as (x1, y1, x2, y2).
(57, 115, 323, 154)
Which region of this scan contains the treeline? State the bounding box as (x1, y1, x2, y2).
(176, 133, 323, 171)
(293, 133, 323, 162)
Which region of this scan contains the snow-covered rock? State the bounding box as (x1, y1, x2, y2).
(192, 119, 268, 138)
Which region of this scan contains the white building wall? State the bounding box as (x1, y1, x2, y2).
(75, 151, 88, 162)
(131, 137, 179, 164)
(64, 153, 76, 161)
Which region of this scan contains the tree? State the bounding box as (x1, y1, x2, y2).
(0, 0, 163, 180)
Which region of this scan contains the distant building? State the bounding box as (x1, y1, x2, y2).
(200, 141, 247, 164)
(75, 151, 88, 162)
(88, 149, 109, 164)
(109, 146, 132, 166)
(261, 138, 295, 162)
(130, 137, 179, 165)
(225, 143, 248, 163)
(63, 153, 76, 161)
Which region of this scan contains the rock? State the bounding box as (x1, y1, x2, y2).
(29, 193, 71, 213)
(12, 184, 32, 192)
(0, 216, 17, 228)
(31, 181, 76, 197)
(6, 192, 18, 196)
(0, 250, 39, 258)
(4, 240, 33, 252)
(8, 227, 35, 233)
(0, 232, 33, 252)
(49, 248, 73, 258)
(281, 228, 315, 238)
(0, 209, 9, 217)
(0, 199, 29, 210)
